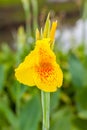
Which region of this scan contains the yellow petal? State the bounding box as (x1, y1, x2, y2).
(35, 39, 56, 62)
(56, 63, 63, 88)
(50, 21, 57, 42)
(15, 66, 35, 86)
(33, 62, 63, 92)
(15, 51, 35, 86)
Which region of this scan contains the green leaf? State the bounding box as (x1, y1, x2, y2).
(82, 0, 87, 20)
(50, 90, 60, 113)
(0, 46, 15, 64)
(0, 65, 6, 91)
(20, 95, 41, 130)
(9, 81, 28, 102)
(75, 87, 87, 119)
(73, 117, 87, 130)
(43, 13, 50, 38)
(69, 54, 86, 87)
(0, 102, 18, 129)
(50, 107, 72, 130)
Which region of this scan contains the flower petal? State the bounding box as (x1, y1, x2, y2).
(50, 21, 57, 42)
(35, 39, 56, 62)
(15, 51, 35, 86)
(56, 64, 63, 88)
(33, 62, 63, 92)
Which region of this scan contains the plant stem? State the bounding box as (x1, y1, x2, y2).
(22, 0, 31, 37)
(25, 1, 31, 38)
(31, 0, 38, 32)
(41, 91, 50, 130)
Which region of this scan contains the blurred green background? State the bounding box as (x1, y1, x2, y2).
(0, 0, 87, 130)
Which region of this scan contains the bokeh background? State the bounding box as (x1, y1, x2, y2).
(0, 0, 87, 130)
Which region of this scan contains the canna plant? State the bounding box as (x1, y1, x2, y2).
(15, 14, 63, 130)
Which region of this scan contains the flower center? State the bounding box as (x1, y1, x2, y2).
(36, 62, 53, 79)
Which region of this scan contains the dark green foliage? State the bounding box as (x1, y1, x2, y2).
(20, 96, 41, 130)
(69, 54, 87, 87)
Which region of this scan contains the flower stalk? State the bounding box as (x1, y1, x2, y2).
(41, 91, 50, 130)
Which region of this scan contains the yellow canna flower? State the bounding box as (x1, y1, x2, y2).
(15, 14, 63, 92)
(15, 38, 63, 92)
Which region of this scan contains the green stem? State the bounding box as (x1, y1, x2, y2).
(25, 3, 31, 38)
(31, 0, 38, 32)
(22, 0, 31, 37)
(41, 91, 50, 130)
